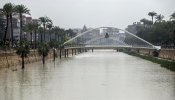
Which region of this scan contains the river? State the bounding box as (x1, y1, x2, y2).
(0, 50, 175, 100)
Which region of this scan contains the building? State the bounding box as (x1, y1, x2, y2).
(125, 22, 142, 34)
(81, 25, 87, 33)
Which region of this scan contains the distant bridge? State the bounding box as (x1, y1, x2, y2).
(63, 27, 157, 50)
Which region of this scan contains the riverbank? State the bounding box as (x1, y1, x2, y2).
(124, 51, 175, 72)
(0, 50, 55, 69)
(0, 48, 80, 69)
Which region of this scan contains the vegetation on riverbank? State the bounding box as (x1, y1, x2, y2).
(0, 3, 77, 69)
(126, 11, 175, 48)
(124, 51, 175, 72)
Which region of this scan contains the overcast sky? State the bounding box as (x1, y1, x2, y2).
(0, 0, 175, 29)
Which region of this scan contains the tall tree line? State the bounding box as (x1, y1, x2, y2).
(0, 2, 77, 68)
(136, 11, 175, 48)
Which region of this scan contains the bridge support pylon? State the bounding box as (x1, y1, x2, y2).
(60, 48, 62, 59)
(64, 49, 67, 58)
(72, 49, 73, 56)
(67, 49, 69, 57)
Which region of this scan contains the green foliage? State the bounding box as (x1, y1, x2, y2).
(0, 15, 5, 41)
(66, 29, 77, 38)
(155, 14, 164, 22)
(148, 11, 157, 24)
(49, 40, 61, 48)
(14, 4, 30, 15)
(140, 18, 152, 27)
(38, 42, 49, 57)
(125, 52, 175, 72)
(16, 40, 30, 57)
(131, 12, 175, 47)
(137, 21, 175, 46)
(170, 12, 175, 20)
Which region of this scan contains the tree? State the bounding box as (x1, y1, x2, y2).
(25, 22, 34, 46)
(16, 40, 30, 69)
(148, 11, 157, 24)
(38, 42, 49, 64)
(8, 3, 15, 47)
(66, 29, 76, 38)
(60, 28, 66, 43)
(14, 4, 30, 42)
(46, 21, 53, 41)
(39, 16, 52, 42)
(140, 18, 152, 27)
(170, 12, 175, 20)
(155, 14, 164, 22)
(2, 3, 11, 45)
(0, 11, 5, 42)
(32, 21, 39, 49)
(38, 27, 44, 42)
(52, 26, 60, 41)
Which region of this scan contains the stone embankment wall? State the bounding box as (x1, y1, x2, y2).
(139, 49, 175, 61)
(159, 49, 175, 61)
(0, 48, 83, 68)
(0, 50, 54, 68)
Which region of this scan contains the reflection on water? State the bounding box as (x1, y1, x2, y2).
(0, 50, 175, 100)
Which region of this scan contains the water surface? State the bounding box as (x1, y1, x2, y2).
(0, 50, 175, 100)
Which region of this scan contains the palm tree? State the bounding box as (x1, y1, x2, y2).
(2, 3, 11, 45)
(170, 12, 175, 20)
(2, 3, 15, 47)
(32, 21, 39, 49)
(52, 26, 60, 41)
(39, 16, 52, 42)
(14, 4, 30, 42)
(16, 40, 30, 69)
(8, 3, 15, 47)
(38, 42, 49, 64)
(0, 9, 5, 42)
(140, 18, 147, 25)
(46, 22, 53, 41)
(59, 28, 66, 43)
(66, 29, 76, 38)
(155, 14, 164, 22)
(25, 22, 34, 46)
(38, 27, 44, 42)
(148, 11, 157, 24)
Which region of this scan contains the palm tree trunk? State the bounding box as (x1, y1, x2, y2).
(49, 29, 51, 41)
(42, 53, 45, 64)
(22, 51, 25, 69)
(3, 15, 9, 45)
(40, 33, 43, 42)
(34, 30, 37, 49)
(30, 32, 32, 46)
(57, 34, 59, 42)
(10, 14, 13, 47)
(152, 16, 154, 24)
(20, 14, 23, 42)
(43, 24, 46, 42)
(55, 33, 57, 40)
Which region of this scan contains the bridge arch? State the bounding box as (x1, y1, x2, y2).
(64, 27, 157, 49)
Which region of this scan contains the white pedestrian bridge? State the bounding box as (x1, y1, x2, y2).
(64, 27, 158, 50)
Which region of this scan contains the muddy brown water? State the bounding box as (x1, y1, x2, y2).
(0, 50, 174, 100)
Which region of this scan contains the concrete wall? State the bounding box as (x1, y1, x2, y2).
(138, 49, 175, 61)
(159, 49, 175, 61)
(0, 50, 54, 68)
(0, 48, 85, 68)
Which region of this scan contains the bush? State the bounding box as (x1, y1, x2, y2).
(38, 42, 49, 57)
(16, 40, 30, 57)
